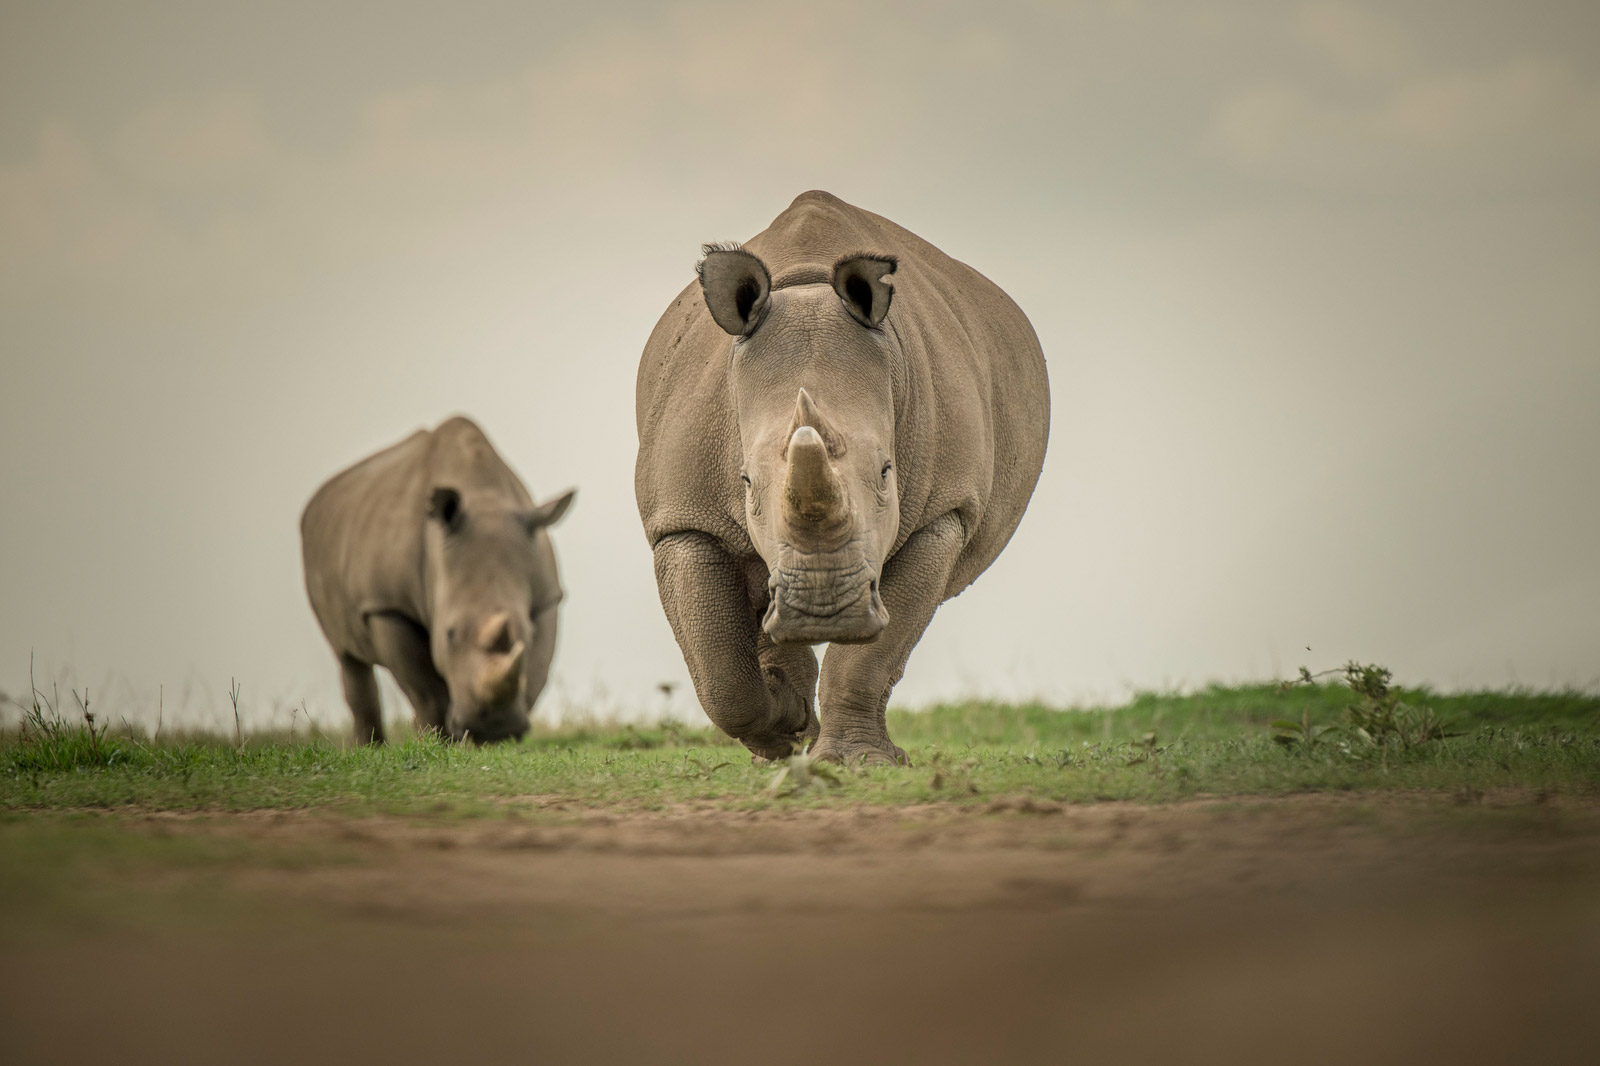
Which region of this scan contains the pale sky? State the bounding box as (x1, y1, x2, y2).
(3, 1, 1598, 731)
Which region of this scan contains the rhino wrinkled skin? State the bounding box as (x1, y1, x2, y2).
(635, 191, 1050, 764)
(301, 417, 575, 744)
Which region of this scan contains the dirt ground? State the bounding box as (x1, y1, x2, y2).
(5, 792, 1599, 1065)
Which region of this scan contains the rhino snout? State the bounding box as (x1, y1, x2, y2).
(446, 633, 533, 743)
(449, 709, 530, 745)
(763, 549, 889, 645)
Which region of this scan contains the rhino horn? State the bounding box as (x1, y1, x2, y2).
(477, 641, 526, 704)
(786, 388, 845, 458)
(783, 425, 849, 535)
(478, 612, 513, 654)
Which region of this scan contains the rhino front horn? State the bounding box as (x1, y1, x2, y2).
(478, 612, 513, 654)
(783, 430, 850, 547)
(477, 642, 526, 704)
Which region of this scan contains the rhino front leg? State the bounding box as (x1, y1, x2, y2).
(653, 531, 818, 759)
(369, 612, 450, 738)
(757, 627, 821, 753)
(339, 655, 385, 745)
(814, 514, 966, 766)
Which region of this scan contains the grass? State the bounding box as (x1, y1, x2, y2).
(3, 681, 1598, 817)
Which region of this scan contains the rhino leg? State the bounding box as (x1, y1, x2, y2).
(756, 628, 821, 753)
(369, 613, 450, 739)
(338, 655, 385, 745)
(814, 514, 966, 767)
(653, 531, 818, 759)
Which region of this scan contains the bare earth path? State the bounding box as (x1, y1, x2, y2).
(4, 792, 1598, 1065)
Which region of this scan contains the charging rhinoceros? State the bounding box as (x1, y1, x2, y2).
(302, 416, 574, 744)
(635, 191, 1049, 764)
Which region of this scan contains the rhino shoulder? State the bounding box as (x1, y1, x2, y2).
(634, 283, 750, 550)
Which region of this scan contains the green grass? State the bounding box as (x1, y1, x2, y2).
(3, 683, 1598, 817)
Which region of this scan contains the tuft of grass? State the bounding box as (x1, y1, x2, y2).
(8, 658, 133, 773)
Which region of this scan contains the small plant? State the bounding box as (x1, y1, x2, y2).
(926, 748, 980, 793)
(673, 753, 732, 781)
(71, 688, 108, 762)
(1270, 706, 1342, 748)
(1124, 730, 1162, 765)
(228, 678, 244, 749)
(1275, 661, 1461, 756)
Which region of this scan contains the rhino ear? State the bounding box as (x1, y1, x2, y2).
(518, 488, 575, 535)
(833, 254, 896, 329)
(428, 487, 464, 532)
(698, 245, 771, 336)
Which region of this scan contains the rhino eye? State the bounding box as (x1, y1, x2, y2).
(880, 461, 892, 482)
(446, 626, 458, 644)
(740, 473, 752, 487)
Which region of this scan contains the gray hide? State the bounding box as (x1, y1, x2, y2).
(635, 191, 1050, 764)
(301, 417, 574, 744)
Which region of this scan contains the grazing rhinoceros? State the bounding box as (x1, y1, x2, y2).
(301, 416, 574, 744)
(635, 191, 1049, 764)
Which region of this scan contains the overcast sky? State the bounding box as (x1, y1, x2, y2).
(3, 1, 1597, 731)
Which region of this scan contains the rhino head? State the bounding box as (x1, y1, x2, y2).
(699, 246, 900, 645)
(423, 485, 575, 741)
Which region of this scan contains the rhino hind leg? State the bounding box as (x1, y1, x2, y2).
(653, 531, 815, 760)
(369, 613, 450, 738)
(814, 514, 967, 767)
(339, 655, 385, 745)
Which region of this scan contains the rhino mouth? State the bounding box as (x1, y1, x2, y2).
(450, 718, 529, 745)
(448, 703, 531, 745)
(762, 542, 889, 645)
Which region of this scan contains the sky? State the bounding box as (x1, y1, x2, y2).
(2, 0, 1597, 732)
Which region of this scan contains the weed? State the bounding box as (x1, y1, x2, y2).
(1275, 662, 1463, 759)
(673, 754, 733, 781)
(8, 657, 129, 773)
(228, 678, 243, 749)
(926, 748, 981, 793)
(1270, 707, 1343, 750)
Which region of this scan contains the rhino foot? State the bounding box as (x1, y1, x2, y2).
(809, 735, 908, 767)
(740, 710, 820, 763)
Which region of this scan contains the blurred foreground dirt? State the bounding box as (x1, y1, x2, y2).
(4, 792, 1598, 1065)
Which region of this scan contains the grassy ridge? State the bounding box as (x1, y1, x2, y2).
(891, 684, 1600, 745)
(3, 684, 1597, 816)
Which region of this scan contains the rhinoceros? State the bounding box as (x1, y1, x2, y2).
(301, 416, 575, 744)
(635, 191, 1049, 764)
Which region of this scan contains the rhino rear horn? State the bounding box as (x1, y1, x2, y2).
(786, 387, 846, 459)
(833, 254, 896, 329)
(698, 246, 771, 336)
